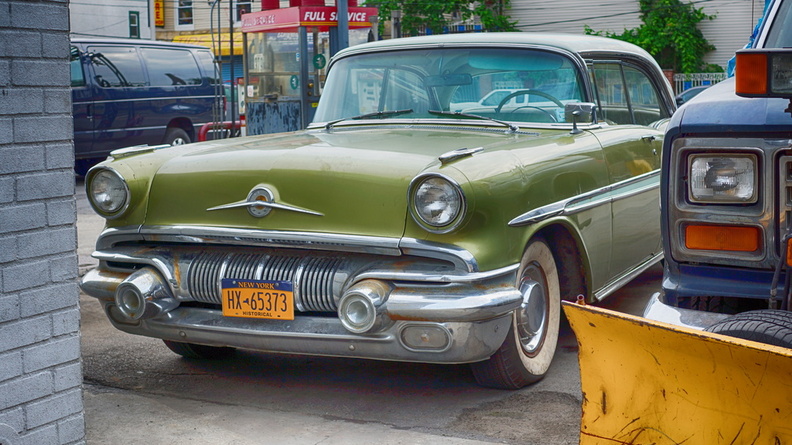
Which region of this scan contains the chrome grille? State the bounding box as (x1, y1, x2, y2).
(187, 251, 353, 312)
(781, 156, 792, 255)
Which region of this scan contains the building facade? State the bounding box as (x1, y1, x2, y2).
(510, 0, 767, 71)
(70, 0, 155, 39)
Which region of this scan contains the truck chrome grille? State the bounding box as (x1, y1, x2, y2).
(186, 251, 353, 312)
(780, 156, 792, 255)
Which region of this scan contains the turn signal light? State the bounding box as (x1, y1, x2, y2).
(786, 240, 792, 267)
(735, 52, 768, 96)
(685, 224, 760, 252)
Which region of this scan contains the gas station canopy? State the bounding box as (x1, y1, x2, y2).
(241, 6, 378, 33)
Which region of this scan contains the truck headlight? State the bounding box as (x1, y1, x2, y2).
(688, 154, 757, 204)
(409, 174, 466, 233)
(87, 167, 130, 218)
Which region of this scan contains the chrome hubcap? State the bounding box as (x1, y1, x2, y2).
(516, 266, 547, 355)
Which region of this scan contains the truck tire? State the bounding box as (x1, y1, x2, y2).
(704, 310, 792, 348)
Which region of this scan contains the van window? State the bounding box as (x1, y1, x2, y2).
(141, 47, 203, 86)
(70, 46, 85, 87)
(89, 46, 146, 87)
(195, 50, 219, 85)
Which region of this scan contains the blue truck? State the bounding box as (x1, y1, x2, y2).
(645, 0, 792, 346)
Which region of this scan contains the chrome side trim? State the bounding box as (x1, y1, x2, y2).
(593, 251, 663, 301)
(398, 237, 480, 272)
(508, 169, 660, 227)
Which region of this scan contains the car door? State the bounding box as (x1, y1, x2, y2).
(589, 61, 665, 285)
(84, 45, 148, 155)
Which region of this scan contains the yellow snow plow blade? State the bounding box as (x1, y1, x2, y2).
(562, 301, 792, 444)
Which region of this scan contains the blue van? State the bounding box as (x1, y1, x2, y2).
(70, 38, 222, 174)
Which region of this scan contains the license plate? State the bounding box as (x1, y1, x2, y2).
(221, 279, 294, 320)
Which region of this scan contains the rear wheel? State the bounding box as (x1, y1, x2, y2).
(470, 238, 560, 389)
(163, 340, 235, 360)
(704, 310, 792, 348)
(163, 127, 190, 146)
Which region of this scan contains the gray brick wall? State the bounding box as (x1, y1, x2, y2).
(0, 1, 85, 444)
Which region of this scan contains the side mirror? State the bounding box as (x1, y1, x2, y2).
(565, 102, 596, 134)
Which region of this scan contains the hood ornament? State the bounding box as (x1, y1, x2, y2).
(207, 186, 323, 218)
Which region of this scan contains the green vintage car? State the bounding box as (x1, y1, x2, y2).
(81, 33, 674, 389)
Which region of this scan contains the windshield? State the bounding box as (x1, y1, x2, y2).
(313, 47, 585, 125)
(764, 0, 792, 47)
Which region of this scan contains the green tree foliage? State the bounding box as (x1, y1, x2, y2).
(364, 0, 518, 36)
(585, 0, 721, 73)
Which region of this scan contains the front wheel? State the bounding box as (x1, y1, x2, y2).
(163, 340, 235, 360)
(470, 238, 561, 389)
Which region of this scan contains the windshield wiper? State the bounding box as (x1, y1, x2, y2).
(428, 110, 519, 133)
(324, 109, 414, 130)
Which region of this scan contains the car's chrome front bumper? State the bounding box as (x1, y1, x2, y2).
(80, 243, 524, 363)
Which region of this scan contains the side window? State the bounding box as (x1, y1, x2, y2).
(88, 46, 147, 88)
(591, 63, 628, 124)
(194, 50, 220, 85)
(141, 48, 203, 86)
(70, 46, 86, 87)
(622, 65, 662, 125)
(591, 62, 664, 125)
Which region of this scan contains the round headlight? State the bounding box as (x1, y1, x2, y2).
(411, 175, 465, 232)
(88, 168, 129, 217)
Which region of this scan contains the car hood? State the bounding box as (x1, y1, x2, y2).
(141, 127, 536, 239)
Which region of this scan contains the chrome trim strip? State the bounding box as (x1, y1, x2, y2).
(508, 169, 660, 227)
(91, 249, 518, 287)
(137, 225, 403, 256)
(206, 200, 323, 217)
(439, 146, 484, 164)
(398, 237, 480, 272)
(95, 227, 488, 272)
(353, 263, 519, 285)
(593, 251, 663, 301)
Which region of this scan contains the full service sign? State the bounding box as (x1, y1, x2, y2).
(242, 6, 378, 33)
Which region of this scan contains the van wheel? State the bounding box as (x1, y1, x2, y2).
(704, 310, 792, 348)
(163, 128, 191, 146)
(470, 238, 560, 389)
(163, 340, 235, 360)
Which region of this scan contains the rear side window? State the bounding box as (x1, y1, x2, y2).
(88, 46, 147, 87)
(70, 46, 85, 87)
(141, 47, 203, 86)
(194, 50, 220, 85)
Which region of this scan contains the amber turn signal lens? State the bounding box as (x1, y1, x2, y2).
(735, 52, 768, 96)
(685, 224, 760, 252)
(786, 240, 792, 267)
